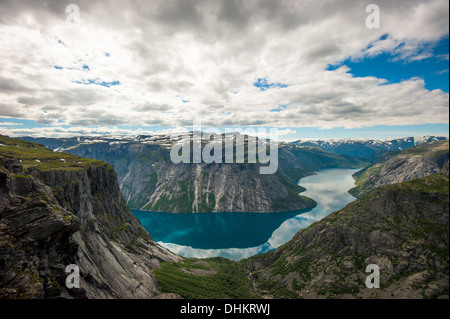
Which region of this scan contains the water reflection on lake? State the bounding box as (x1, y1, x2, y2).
(133, 167, 361, 260)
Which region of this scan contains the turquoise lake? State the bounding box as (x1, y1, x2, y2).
(133, 167, 361, 260)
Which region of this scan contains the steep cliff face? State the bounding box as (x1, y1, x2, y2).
(0, 135, 180, 299)
(127, 161, 319, 213)
(0, 158, 82, 298)
(349, 140, 449, 197)
(245, 170, 449, 299)
(24, 135, 367, 213)
(39, 164, 180, 299)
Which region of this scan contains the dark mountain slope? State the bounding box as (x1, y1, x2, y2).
(0, 135, 180, 298)
(349, 140, 449, 197)
(244, 169, 449, 299)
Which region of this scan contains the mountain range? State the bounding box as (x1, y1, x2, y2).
(1, 134, 448, 299)
(20, 134, 369, 213)
(19, 135, 446, 214)
(290, 136, 447, 160)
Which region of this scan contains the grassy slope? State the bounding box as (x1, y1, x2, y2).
(153, 257, 260, 299)
(0, 135, 111, 172)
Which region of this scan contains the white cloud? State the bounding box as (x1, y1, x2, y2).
(0, 125, 163, 138)
(157, 241, 268, 261)
(0, 0, 448, 135)
(277, 128, 297, 136)
(0, 122, 23, 126)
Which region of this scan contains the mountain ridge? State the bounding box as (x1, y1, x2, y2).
(243, 169, 449, 298)
(349, 140, 449, 197)
(290, 135, 447, 159)
(19, 134, 368, 213)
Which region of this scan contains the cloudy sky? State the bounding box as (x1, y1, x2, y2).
(0, 0, 448, 139)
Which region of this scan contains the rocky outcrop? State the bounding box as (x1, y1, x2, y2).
(349, 140, 449, 197)
(0, 159, 82, 298)
(39, 164, 180, 299)
(245, 170, 449, 299)
(0, 135, 181, 299)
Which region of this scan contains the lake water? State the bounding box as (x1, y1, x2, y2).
(133, 167, 361, 260)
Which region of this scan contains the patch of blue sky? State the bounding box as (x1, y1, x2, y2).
(289, 124, 449, 140)
(0, 118, 24, 126)
(327, 36, 449, 92)
(175, 95, 190, 103)
(52, 65, 79, 71)
(53, 63, 91, 72)
(253, 78, 288, 91)
(270, 104, 288, 112)
(73, 78, 120, 87)
(117, 125, 174, 133)
(2, 118, 447, 140)
(190, 124, 447, 140)
(0, 117, 48, 129)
